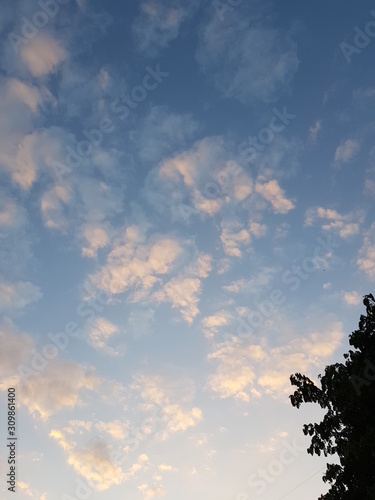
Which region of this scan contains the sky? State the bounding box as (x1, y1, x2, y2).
(0, 0, 374, 499)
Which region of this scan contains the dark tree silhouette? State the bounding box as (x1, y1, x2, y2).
(289, 294, 375, 499)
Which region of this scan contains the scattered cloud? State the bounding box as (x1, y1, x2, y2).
(50, 432, 123, 491)
(0, 280, 42, 312)
(305, 206, 364, 238)
(20, 360, 99, 420)
(220, 218, 251, 257)
(202, 311, 232, 339)
(334, 139, 360, 165)
(255, 179, 295, 214)
(131, 374, 203, 440)
(343, 291, 361, 306)
(20, 35, 66, 76)
(132, 0, 198, 57)
(86, 317, 121, 356)
(0, 320, 34, 389)
(196, 8, 299, 103)
(357, 223, 375, 279)
(308, 120, 321, 143)
(207, 320, 344, 400)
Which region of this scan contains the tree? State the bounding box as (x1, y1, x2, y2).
(289, 294, 375, 499)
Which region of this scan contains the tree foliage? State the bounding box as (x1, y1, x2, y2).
(289, 294, 375, 499)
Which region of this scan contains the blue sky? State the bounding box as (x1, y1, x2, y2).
(0, 0, 374, 499)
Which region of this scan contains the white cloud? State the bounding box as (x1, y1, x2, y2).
(0, 280, 42, 312)
(87, 225, 183, 299)
(50, 432, 123, 491)
(305, 206, 364, 238)
(158, 463, 176, 472)
(364, 179, 375, 197)
(126, 307, 155, 340)
(20, 35, 66, 76)
(7, 78, 45, 112)
(334, 139, 360, 165)
(208, 339, 264, 401)
(0, 196, 26, 227)
(138, 484, 166, 498)
(20, 360, 99, 420)
(40, 183, 72, 231)
(132, 0, 198, 57)
(343, 291, 361, 306)
(81, 223, 112, 258)
(17, 481, 46, 500)
(131, 374, 203, 440)
(154, 254, 212, 323)
(207, 321, 344, 399)
(130, 106, 199, 162)
(255, 179, 295, 214)
(87, 222, 211, 322)
(0, 320, 34, 389)
(2, 125, 70, 190)
(86, 317, 121, 356)
(196, 9, 298, 103)
(95, 420, 129, 440)
(202, 311, 232, 339)
(144, 137, 236, 221)
(308, 120, 321, 143)
(222, 267, 275, 296)
(220, 219, 250, 257)
(357, 223, 375, 279)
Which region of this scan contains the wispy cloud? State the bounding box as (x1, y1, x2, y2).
(334, 139, 360, 165)
(196, 7, 299, 103)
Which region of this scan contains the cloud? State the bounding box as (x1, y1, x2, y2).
(87, 224, 183, 299)
(85, 317, 121, 356)
(87, 222, 211, 322)
(357, 223, 375, 279)
(60, 417, 131, 443)
(0, 320, 34, 389)
(255, 179, 295, 214)
(7, 78, 45, 112)
(222, 267, 276, 295)
(202, 311, 232, 339)
(334, 139, 360, 165)
(308, 120, 321, 143)
(95, 420, 129, 440)
(20, 360, 98, 420)
(343, 291, 361, 306)
(0, 196, 26, 227)
(305, 206, 364, 238)
(143, 136, 236, 221)
(17, 481, 46, 500)
(207, 321, 344, 399)
(153, 253, 212, 323)
(0, 280, 42, 312)
(81, 223, 112, 258)
(138, 484, 166, 498)
(364, 179, 375, 197)
(196, 8, 298, 103)
(40, 183, 72, 231)
(219, 219, 251, 257)
(208, 340, 264, 401)
(126, 308, 156, 340)
(20, 35, 66, 76)
(130, 106, 199, 163)
(158, 463, 176, 471)
(131, 373, 203, 440)
(132, 0, 198, 57)
(219, 218, 267, 258)
(50, 432, 123, 491)
(0, 196, 32, 277)
(1, 125, 70, 190)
